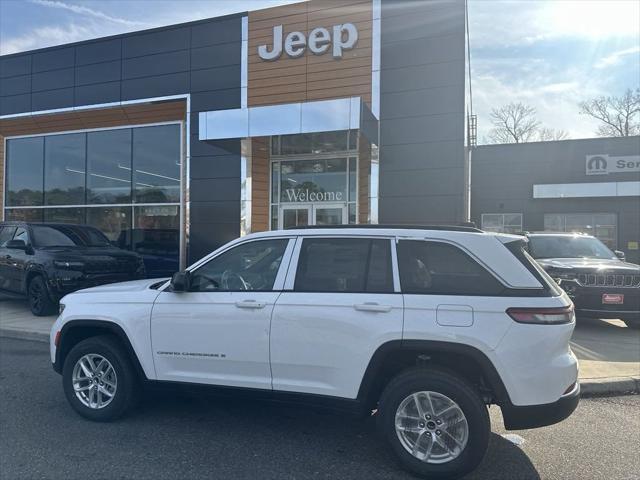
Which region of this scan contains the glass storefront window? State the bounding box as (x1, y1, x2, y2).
(87, 207, 132, 247)
(44, 208, 86, 225)
(481, 213, 523, 234)
(133, 125, 181, 203)
(87, 129, 132, 204)
(348, 157, 357, 202)
(44, 133, 86, 205)
(6, 137, 44, 206)
(280, 158, 348, 203)
(132, 205, 180, 277)
(4, 209, 43, 222)
(544, 213, 617, 248)
(273, 130, 354, 156)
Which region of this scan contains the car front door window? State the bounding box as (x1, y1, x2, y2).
(189, 239, 289, 292)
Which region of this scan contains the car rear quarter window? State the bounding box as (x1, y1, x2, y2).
(397, 240, 504, 296)
(294, 237, 393, 293)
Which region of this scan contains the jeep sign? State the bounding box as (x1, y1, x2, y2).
(585, 154, 640, 175)
(258, 23, 358, 61)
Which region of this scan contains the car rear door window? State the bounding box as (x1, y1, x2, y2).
(398, 240, 504, 295)
(294, 238, 393, 293)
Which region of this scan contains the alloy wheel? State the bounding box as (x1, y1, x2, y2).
(395, 391, 469, 464)
(71, 354, 118, 409)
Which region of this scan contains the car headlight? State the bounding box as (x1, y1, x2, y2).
(53, 260, 85, 270)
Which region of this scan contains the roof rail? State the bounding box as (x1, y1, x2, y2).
(285, 224, 483, 233)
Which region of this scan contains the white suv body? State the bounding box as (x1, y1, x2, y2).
(51, 227, 579, 478)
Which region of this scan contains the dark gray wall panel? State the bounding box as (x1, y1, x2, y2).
(190, 155, 241, 179)
(379, 0, 466, 225)
(32, 47, 74, 73)
(121, 72, 189, 100)
(0, 74, 31, 96)
(122, 27, 190, 58)
(75, 81, 120, 105)
(190, 137, 242, 157)
(0, 93, 31, 115)
(0, 55, 31, 78)
(190, 64, 240, 92)
(190, 88, 240, 112)
(31, 87, 74, 111)
(122, 50, 189, 80)
(190, 201, 241, 224)
(381, 61, 463, 93)
(380, 85, 463, 119)
(189, 178, 241, 202)
(191, 18, 241, 48)
(75, 38, 122, 65)
(75, 61, 121, 86)
(32, 68, 74, 92)
(191, 43, 241, 70)
(189, 222, 240, 263)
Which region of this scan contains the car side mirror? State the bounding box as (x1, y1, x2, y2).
(614, 250, 626, 261)
(170, 271, 191, 292)
(6, 239, 27, 250)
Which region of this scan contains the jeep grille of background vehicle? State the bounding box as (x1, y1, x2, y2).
(576, 273, 640, 288)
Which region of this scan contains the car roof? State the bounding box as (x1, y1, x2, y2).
(527, 232, 593, 238)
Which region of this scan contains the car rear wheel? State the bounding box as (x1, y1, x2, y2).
(377, 367, 490, 479)
(28, 276, 56, 316)
(62, 335, 139, 421)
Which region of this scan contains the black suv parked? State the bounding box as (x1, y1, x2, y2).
(0, 222, 146, 316)
(527, 233, 640, 328)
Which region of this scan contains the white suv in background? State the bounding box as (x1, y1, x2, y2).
(50, 226, 579, 479)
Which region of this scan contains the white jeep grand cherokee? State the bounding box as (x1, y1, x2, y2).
(51, 226, 579, 479)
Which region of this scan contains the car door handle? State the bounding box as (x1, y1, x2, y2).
(235, 300, 266, 309)
(354, 302, 393, 313)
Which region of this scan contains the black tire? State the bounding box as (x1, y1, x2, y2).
(62, 335, 139, 422)
(377, 367, 490, 479)
(28, 275, 57, 316)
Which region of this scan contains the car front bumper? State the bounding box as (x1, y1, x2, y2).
(501, 382, 580, 430)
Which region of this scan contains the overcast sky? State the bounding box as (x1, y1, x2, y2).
(0, 0, 638, 141)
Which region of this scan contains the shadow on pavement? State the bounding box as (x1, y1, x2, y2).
(571, 317, 640, 364)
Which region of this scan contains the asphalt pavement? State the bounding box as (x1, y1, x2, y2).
(1, 336, 639, 480)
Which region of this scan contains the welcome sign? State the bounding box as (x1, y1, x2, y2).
(284, 189, 345, 202)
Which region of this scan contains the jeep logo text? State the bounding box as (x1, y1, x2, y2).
(258, 23, 358, 61)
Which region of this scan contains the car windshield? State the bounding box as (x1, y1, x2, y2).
(528, 235, 616, 260)
(31, 225, 112, 248)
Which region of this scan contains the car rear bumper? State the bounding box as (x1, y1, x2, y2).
(576, 308, 640, 321)
(501, 382, 580, 430)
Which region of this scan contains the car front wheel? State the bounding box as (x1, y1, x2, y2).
(62, 335, 139, 421)
(378, 367, 490, 479)
(28, 276, 56, 316)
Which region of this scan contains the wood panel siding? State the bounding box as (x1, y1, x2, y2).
(248, 0, 372, 107)
(0, 100, 186, 219)
(250, 137, 270, 232)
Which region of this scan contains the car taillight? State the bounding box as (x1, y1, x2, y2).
(54, 331, 61, 347)
(506, 305, 574, 325)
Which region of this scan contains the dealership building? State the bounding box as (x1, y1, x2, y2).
(0, 0, 638, 271)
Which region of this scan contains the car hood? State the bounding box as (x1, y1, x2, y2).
(61, 278, 168, 304)
(40, 246, 139, 259)
(536, 258, 640, 272)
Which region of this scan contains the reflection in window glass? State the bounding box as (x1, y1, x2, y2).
(4, 209, 43, 222)
(280, 158, 347, 203)
(131, 205, 180, 277)
(348, 157, 357, 202)
(44, 208, 86, 225)
(189, 239, 288, 292)
(543, 213, 617, 248)
(0, 227, 16, 247)
(276, 130, 352, 156)
(44, 133, 86, 205)
(87, 207, 132, 246)
(87, 129, 132, 204)
(295, 238, 393, 293)
(133, 125, 180, 203)
(398, 241, 504, 295)
(6, 137, 44, 206)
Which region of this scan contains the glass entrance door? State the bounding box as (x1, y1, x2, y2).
(279, 204, 347, 229)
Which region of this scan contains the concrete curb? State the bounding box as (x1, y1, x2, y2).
(1, 328, 49, 344)
(2, 328, 639, 398)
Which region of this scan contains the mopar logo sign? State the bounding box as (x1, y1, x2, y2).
(586, 154, 640, 175)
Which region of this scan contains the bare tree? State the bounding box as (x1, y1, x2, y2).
(538, 127, 570, 141)
(579, 88, 640, 137)
(487, 102, 541, 143)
